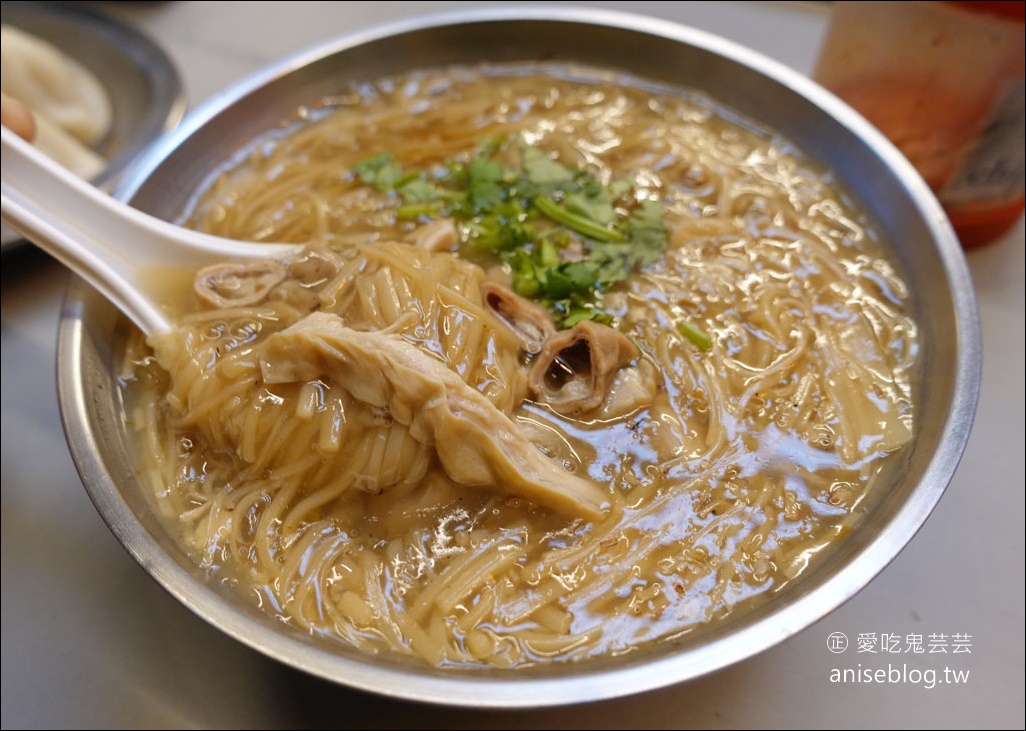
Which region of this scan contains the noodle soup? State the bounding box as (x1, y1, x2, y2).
(120, 64, 918, 668)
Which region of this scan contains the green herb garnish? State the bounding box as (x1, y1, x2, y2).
(349, 139, 669, 328)
(677, 318, 713, 351)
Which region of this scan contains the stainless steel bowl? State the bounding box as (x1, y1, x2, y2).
(56, 7, 981, 707)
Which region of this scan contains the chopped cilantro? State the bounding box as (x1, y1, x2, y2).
(352, 151, 404, 192)
(531, 195, 626, 243)
(396, 178, 443, 203)
(521, 145, 574, 186)
(349, 139, 670, 328)
(627, 199, 669, 266)
(677, 319, 712, 351)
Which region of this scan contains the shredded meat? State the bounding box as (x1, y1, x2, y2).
(194, 260, 286, 308)
(259, 312, 608, 520)
(528, 320, 639, 415)
(481, 282, 556, 354)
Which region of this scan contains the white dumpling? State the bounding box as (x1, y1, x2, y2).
(1, 24, 112, 146)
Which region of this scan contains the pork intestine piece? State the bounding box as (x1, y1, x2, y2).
(528, 320, 641, 415)
(480, 281, 556, 355)
(259, 311, 608, 520)
(194, 260, 287, 308)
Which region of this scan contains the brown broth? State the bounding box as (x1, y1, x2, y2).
(121, 63, 919, 668)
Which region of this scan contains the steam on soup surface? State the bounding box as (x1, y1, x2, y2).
(121, 64, 918, 668)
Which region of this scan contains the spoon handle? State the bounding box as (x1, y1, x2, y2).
(0, 126, 300, 335)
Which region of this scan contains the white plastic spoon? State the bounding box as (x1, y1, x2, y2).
(0, 125, 302, 336)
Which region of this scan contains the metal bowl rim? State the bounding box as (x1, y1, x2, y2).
(59, 5, 981, 707)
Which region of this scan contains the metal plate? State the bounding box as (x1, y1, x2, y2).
(1, 0, 185, 249)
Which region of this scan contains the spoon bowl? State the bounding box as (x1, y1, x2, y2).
(0, 126, 301, 336)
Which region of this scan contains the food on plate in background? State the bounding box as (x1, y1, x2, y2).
(0, 92, 35, 140)
(1, 24, 110, 179)
(119, 63, 920, 669)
